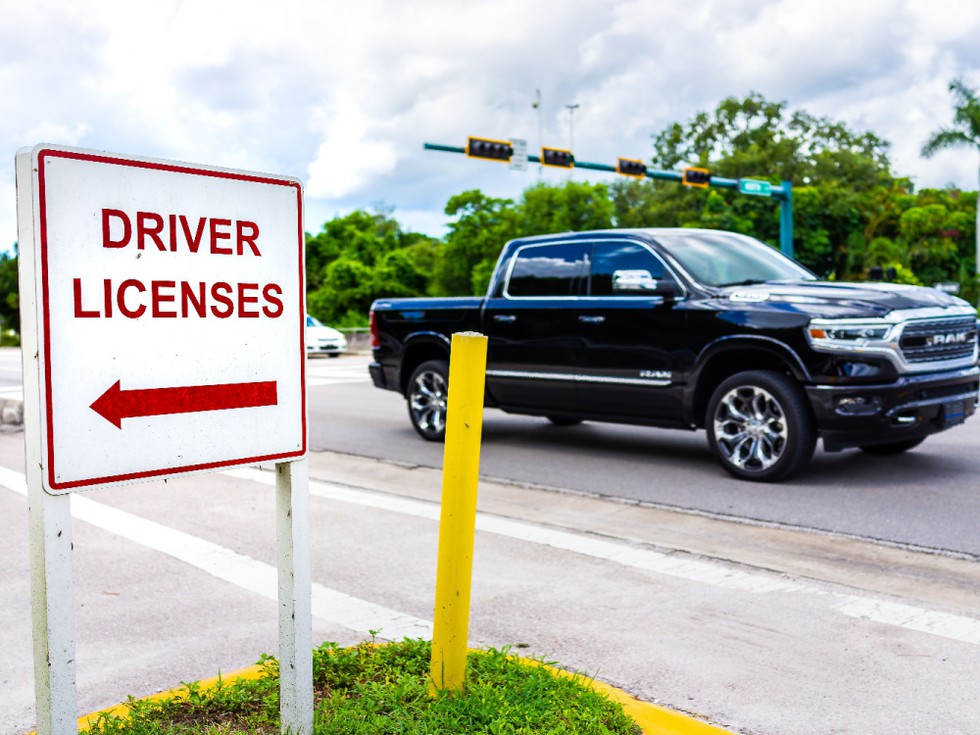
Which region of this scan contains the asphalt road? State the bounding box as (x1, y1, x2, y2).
(3, 347, 978, 557)
(309, 355, 980, 558)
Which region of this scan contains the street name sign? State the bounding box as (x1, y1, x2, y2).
(17, 145, 307, 494)
(738, 178, 773, 197)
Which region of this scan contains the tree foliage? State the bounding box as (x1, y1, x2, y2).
(922, 78, 980, 283)
(0, 248, 19, 342)
(304, 208, 438, 327)
(433, 181, 615, 296)
(3, 92, 980, 336)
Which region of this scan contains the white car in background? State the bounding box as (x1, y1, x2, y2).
(305, 314, 347, 357)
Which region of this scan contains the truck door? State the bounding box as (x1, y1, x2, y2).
(483, 241, 589, 411)
(572, 240, 690, 420)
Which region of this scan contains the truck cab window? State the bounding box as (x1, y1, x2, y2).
(506, 242, 590, 297)
(590, 242, 672, 296)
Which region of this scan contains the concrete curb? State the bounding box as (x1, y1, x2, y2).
(64, 656, 735, 734)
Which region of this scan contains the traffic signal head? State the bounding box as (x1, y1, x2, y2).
(466, 137, 514, 162)
(542, 147, 574, 168)
(682, 167, 711, 188)
(617, 157, 647, 179)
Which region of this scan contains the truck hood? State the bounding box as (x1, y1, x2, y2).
(722, 280, 970, 318)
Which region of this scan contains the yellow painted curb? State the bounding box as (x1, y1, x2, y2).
(538, 661, 734, 735)
(64, 651, 734, 735)
(585, 677, 735, 735)
(73, 664, 266, 732)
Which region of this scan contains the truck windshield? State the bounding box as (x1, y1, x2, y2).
(654, 231, 815, 287)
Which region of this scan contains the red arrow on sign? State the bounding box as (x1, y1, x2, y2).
(91, 380, 278, 428)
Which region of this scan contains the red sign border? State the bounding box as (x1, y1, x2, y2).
(36, 147, 307, 491)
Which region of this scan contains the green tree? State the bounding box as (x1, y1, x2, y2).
(617, 92, 898, 277)
(650, 92, 892, 189)
(433, 181, 616, 296)
(306, 256, 375, 328)
(304, 209, 436, 326)
(305, 209, 403, 292)
(897, 201, 973, 286)
(517, 180, 615, 234)
(0, 248, 19, 341)
(434, 190, 519, 296)
(921, 78, 980, 281)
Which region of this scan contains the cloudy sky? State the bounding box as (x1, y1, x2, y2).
(3, 0, 980, 253)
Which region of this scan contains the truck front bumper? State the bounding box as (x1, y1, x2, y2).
(806, 365, 980, 451)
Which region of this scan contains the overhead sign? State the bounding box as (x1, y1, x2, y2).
(738, 178, 773, 196)
(17, 145, 307, 493)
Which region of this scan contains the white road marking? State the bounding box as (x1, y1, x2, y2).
(227, 466, 980, 647)
(3, 462, 976, 648)
(306, 358, 371, 387)
(0, 466, 430, 642)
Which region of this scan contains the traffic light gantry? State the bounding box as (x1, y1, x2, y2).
(424, 139, 794, 257)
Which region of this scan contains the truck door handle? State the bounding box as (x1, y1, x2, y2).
(493, 314, 517, 323)
(578, 315, 606, 324)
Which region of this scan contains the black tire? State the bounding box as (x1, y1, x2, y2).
(859, 438, 925, 455)
(328, 353, 341, 358)
(547, 417, 582, 427)
(407, 360, 449, 441)
(706, 370, 816, 482)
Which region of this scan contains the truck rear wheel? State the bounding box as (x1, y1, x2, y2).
(706, 370, 815, 482)
(407, 360, 449, 441)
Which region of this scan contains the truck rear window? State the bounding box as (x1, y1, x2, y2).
(507, 242, 589, 297)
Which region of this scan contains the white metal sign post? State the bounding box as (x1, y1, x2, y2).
(16, 144, 313, 734)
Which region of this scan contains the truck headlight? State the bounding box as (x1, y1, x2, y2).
(806, 319, 893, 350)
(808, 325, 890, 342)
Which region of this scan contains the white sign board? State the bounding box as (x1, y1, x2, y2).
(19, 145, 307, 493)
(509, 138, 528, 172)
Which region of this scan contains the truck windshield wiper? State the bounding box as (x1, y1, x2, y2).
(718, 278, 768, 287)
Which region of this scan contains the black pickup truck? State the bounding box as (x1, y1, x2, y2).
(368, 228, 979, 481)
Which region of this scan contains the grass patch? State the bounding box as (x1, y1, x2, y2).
(83, 639, 641, 734)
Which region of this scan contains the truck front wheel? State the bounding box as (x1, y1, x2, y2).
(407, 360, 449, 441)
(706, 370, 816, 482)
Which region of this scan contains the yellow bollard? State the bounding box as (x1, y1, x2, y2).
(429, 332, 488, 695)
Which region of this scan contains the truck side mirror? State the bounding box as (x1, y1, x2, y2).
(612, 269, 656, 292)
(612, 269, 680, 298)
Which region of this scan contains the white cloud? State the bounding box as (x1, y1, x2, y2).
(306, 99, 399, 198)
(2, 0, 980, 253)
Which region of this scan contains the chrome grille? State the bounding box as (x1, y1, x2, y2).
(900, 317, 978, 363)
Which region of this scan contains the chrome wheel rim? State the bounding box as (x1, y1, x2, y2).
(713, 385, 788, 472)
(410, 369, 447, 436)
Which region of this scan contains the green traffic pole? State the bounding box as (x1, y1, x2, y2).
(779, 180, 794, 258)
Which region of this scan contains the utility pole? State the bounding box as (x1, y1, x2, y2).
(533, 89, 542, 175)
(565, 103, 580, 153)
